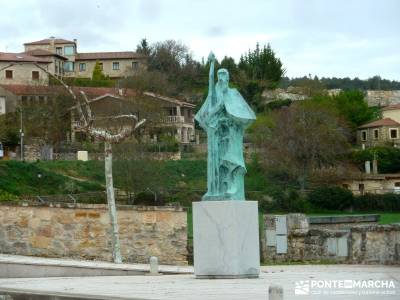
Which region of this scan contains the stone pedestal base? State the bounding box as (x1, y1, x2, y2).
(193, 200, 260, 279)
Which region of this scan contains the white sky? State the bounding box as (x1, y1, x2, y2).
(0, 0, 399, 80)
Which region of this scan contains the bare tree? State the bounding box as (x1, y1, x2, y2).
(35, 64, 145, 263)
(252, 101, 351, 191)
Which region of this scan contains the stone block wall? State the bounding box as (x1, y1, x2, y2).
(262, 214, 400, 265)
(0, 203, 187, 265)
(308, 215, 379, 230)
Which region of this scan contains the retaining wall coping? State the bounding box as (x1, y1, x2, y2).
(350, 224, 400, 233)
(0, 201, 185, 212)
(308, 214, 380, 224)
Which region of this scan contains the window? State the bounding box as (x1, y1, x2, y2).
(395, 182, 400, 187)
(64, 46, 75, 56)
(359, 184, 365, 195)
(5, 70, 12, 79)
(32, 71, 39, 80)
(390, 128, 398, 139)
(55, 65, 58, 73)
(132, 61, 139, 70)
(0, 96, 5, 114)
(98, 62, 103, 70)
(342, 184, 349, 189)
(112, 62, 120, 70)
(56, 47, 63, 55)
(361, 130, 367, 141)
(64, 62, 74, 72)
(373, 129, 379, 140)
(79, 63, 86, 72)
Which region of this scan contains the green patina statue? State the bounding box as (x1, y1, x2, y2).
(195, 52, 256, 201)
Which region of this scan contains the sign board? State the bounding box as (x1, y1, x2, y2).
(266, 229, 276, 246)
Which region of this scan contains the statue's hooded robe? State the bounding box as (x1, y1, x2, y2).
(195, 85, 256, 200)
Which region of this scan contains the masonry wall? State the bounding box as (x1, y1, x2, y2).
(0, 203, 187, 265)
(262, 214, 400, 265)
(0, 62, 49, 86)
(75, 59, 146, 78)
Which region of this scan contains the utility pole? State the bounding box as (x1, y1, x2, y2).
(19, 107, 24, 161)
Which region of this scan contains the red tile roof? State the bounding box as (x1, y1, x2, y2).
(382, 103, 400, 111)
(75, 52, 145, 60)
(0, 52, 51, 63)
(24, 38, 75, 45)
(0, 84, 136, 98)
(24, 49, 67, 60)
(0, 85, 193, 107)
(358, 118, 400, 129)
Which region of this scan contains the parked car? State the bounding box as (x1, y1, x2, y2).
(0, 142, 3, 159)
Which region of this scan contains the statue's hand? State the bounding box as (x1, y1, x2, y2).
(208, 51, 216, 63)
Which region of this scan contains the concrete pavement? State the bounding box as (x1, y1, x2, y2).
(0, 264, 399, 299)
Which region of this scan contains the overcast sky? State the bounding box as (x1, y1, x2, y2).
(0, 0, 399, 80)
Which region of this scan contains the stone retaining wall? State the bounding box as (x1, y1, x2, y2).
(308, 215, 379, 230)
(262, 214, 400, 265)
(0, 203, 187, 265)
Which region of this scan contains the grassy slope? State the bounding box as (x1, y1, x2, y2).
(0, 161, 103, 196)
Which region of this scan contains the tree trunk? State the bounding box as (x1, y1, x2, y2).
(104, 141, 122, 263)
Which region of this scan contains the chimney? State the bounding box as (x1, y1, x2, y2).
(372, 159, 378, 174)
(365, 161, 371, 174)
(49, 36, 55, 49)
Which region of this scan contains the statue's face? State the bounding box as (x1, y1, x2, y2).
(217, 69, 229, 90)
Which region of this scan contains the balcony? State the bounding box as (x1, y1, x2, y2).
(164, 115, 185, 123)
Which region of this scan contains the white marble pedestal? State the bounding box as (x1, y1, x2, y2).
(193, 200, 260, 279)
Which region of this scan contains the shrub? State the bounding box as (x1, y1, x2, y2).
(351, 147, 400, 173)
(353, 193, 400, 212)
(308, 186, 353, 210)
(0, 189, 18, 201)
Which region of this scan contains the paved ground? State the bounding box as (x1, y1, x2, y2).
(0, 265, 399, 299)
(0, 254, 192, 277)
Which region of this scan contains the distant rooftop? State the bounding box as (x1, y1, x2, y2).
(75, 51, 145, 60)
(23, 49, 67, 60)
(358, 118, 400, 129)
(382, 103, 400, 111)
(0, 52, 51, 63)
(24, 38, 75, 46)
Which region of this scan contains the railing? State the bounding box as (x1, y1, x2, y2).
(164, 115, 185, 123)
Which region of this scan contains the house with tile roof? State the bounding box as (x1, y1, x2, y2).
(357, 103, 400, 147)
(0, 52, 51, 86)
(0, 37, 147, 86)
(24, 37, 147, 79)
(0, 84, 195, 145)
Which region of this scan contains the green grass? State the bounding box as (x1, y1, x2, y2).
(307, 212, 400, 225)
(0, 160, 103, 197)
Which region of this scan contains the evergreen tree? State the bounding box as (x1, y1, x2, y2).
(136, 38, 151, 56)
(238, 43, 285, 87)
(92, 60, 106, 80)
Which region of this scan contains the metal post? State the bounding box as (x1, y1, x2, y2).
(149, 256, 159, 275)
(269, 285, 283, 300)
(20, 107, 24, 161)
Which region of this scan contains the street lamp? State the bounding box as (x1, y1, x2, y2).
(37, 173, 42, 196)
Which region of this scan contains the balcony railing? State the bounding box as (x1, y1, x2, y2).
(164, 115, 185, 123)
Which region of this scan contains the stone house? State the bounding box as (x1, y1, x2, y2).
(342, 173, 400, 195)
(357, 104, 400, 148)
(23, 37, 147, 79)
(70, 90, 196, 144)
(0, 52, 50, 87)
(0, 84, 195, 145)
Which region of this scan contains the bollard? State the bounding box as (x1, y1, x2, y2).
(269, 285, 283, 300)
(149, 256, 159, 275)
